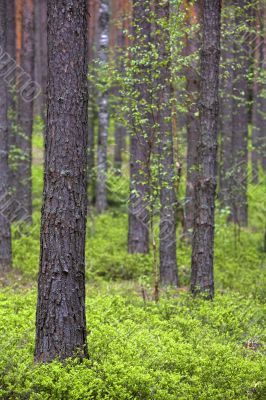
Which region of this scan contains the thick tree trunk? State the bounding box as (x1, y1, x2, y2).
(35, 0, 88, 363)
(191, 0, 221, 299)
(184, 1, 200, 236)
(16, 0, 34, 222)
(154, 0, 178, 286)
(230, 2, 250, 227)
(128, 0, 151, 254)
(95, 0, 109, 213)
(0, 0, 12, 271)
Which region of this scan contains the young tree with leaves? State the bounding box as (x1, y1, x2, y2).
(154, 0, 178, 286)
(128, 0, 151, 254)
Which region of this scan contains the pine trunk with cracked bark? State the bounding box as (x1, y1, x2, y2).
(35, 0, 88, 363)
(191, 0, 221, 299)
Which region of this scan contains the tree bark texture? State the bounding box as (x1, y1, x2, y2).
(128, 0, 151, 254)
(0, 0, 12, 271)
(16, 0, 34, 222)
(35, 0, 88, 363)
(191, 0, 221, 299)
(154, 0, 178, 286)
(95, 0, 109, 213)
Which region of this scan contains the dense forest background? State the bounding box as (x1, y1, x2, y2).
(0, 0, 265, 399)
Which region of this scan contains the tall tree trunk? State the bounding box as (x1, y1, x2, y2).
(113, 0, 126, 172)
(6, 0, 16, 192)
(95, 0, 109, 213)
(230, 2, 250, 227)
(154, 0, 178, 286)
(87, 0, 99, 201)
(16, 0, 34, 223)
(35, 0, 88, 363)
(251, 15, 262, 184)
(34, 0, 47, 118)
(219, 1, 234, 206)
(260, 4, 266, 171)
(128, 0, 151, 254)
(184, 0, 200, 236)
(0, 0, 12, 271)
(191, 0, 221, 299)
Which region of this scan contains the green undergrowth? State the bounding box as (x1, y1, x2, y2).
(2, 132, 265, 399)
(0, 285, 265, 399)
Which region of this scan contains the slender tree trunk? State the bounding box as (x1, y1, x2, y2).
(154, 0, 178, 286)
(0, 0, 12, 271)
(260, 5, 266, 171)
(251, 21, 262, 184)
(6, 0, 16, 138)
(114, 2, 126, 172)
(6, 0, 16, 192)
(128, 0, 151, 254)
(35, 0, 88, 363)
(16, 0, 34, 222)
(191, 0, 221, 299)
(184, 1, 200, 236)
(219, 2, 234, 206)
(34, 0, 47, 118)
(96, 0, 109, 213)
(230, 2, 250, 227)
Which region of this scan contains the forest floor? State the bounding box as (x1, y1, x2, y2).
(0, 127, 265, 399)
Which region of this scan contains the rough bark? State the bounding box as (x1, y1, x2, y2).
(35, 0, 88, 363)
(191, 0, 221, 299)
(95, 0, 109, 213)
(154, 0, 178, 286)
(230, 2, 250, 226)
(0, 0, 12, 271)
(184, 0, 201, 235)
(16, 0, 34, 222)
(128, 0, 151, 254)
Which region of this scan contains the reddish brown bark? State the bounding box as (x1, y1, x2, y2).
(35, 0, 88, 363)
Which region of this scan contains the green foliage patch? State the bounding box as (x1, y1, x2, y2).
(0, 287, 265, 399)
